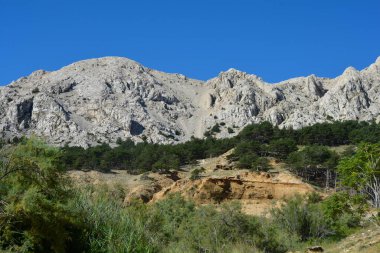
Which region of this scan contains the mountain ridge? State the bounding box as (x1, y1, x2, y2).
(1, 56, 379, 147)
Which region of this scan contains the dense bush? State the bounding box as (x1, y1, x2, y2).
(0, 138, 84, 252)
(267, 138, 298, 159)
(287, 145, 339, 187)
(190, 167, 205, 180)
(72, 187, 155, 253)
(271, 195, 332, 241)
(271, 192, 366, 243)
(226, 139, 272, 171)
(295, 121, 372, 146)
(348, 122, 380, 144)
(144, 195, 287, 253)
(237, 120, 380, 146)
(237, 121, 277, 144)
(337, 143, 380, 207)
(75, 187, 364, 253)
(321, 192, 367, 237)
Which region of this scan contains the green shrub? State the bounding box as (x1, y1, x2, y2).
(211, 123, 221, 133)
(271, 195, 332, 241)
(267, 138, 298, 159)
(237, 153, 259, 169)
(251, 157, 272, 171)
(0, 138, 84, 252)
(237, 122, 275, 144)
(71, 187, 155, 253)
(149, 196, 287, 253)
(287, 145, 339, 186)
(190, 167, 205, 180)
(321, 192, 367, 237)
(337, 143, 380, 207)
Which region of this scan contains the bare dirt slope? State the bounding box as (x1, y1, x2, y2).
(323, 226, 380, 253)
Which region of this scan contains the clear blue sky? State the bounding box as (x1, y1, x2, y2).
(1, 0, 379, 85)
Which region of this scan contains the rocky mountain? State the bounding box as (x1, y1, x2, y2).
(1, 56, 380, 147)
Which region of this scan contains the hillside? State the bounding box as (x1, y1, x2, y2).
(1, 56, 380, 147)
(1, 123, 379, 253)
(68, 149, 380, 252)
(323, 226, 380, 253)
(69, 150, 316, 216)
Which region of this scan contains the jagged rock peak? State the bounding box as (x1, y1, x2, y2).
(0, 56, 380, 147)
(217, 68, 263, 82)
(342, 66, 359, 76)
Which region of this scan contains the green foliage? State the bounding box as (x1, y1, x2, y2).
(306, 191, 323, 204)
(152, 153, 180, 172)
(190, 167, 205, 180)
(267, 138, 298, 159)
(287, 145, 339, 186)
(57, 121, 380, 177)
(147, 195, 287, 253)
(321, 192, 367, 237)
(233, 120, 378, 147)
(72, 187, 155, 253)
(337, 143, 380, 207)
(237, 121, 275, 144)
(0, 136, 376, 252)
(203, 130, 212, 138)
(227, 127, 234, 134)
(210, 123, 221, 133)
(0, 138, 83, 253)
(340, 145, 356, 158)
(234, 141, 263, 157)
(60, 137, 236, 173)
(251, 157, 272, 171)
(271, 195, 332, 241)
(296, 120, 369, 146)
(147, 194, 196, 246)
(230, 141, 263, 169)
(337, 143, 380, 190)
(231, 140, 271, 171)
(349, 122, 380, 144)
(237, 153, 259, 169)
(271, 192, 365, 242)
(287, 146, 339, 170)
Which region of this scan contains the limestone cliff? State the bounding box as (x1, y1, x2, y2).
(1, 56, 379, 146)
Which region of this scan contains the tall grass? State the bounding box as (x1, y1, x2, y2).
(71, 187, 288, 253)
(71, 186, 155, 253)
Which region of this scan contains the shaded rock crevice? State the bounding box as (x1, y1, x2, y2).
(16, 98, 34, 129)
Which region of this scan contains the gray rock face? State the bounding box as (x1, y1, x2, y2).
(1, 56, 380, 147)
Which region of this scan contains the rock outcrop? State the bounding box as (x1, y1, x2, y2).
(1, 56, 380, 146)
(150, 171, 315, 215)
